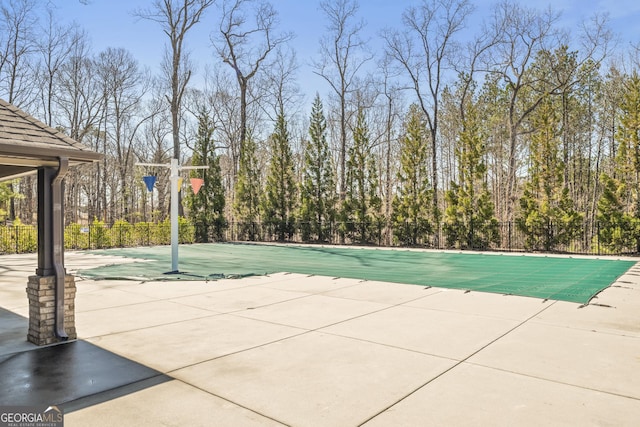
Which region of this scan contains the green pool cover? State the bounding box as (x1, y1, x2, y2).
(78, 243, 636, 304)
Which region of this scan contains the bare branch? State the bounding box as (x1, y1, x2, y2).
(135, 0, 214, 160)
(213, 0, 293, 151)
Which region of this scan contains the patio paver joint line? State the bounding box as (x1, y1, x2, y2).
(356, 299, 559, 426)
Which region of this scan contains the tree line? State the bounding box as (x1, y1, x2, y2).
(1, 0, 640, 253)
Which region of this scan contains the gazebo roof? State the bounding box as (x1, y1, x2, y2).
(0, 98, 101, 181)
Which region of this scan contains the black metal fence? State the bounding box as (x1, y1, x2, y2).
(0, 221, 637, 256)
(0, 222, 195, 253)
(226, 220, 635, 255)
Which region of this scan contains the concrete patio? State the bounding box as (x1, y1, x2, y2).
(1, 250, 640, 426)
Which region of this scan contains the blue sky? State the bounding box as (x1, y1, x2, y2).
(48, 0, 640, 99)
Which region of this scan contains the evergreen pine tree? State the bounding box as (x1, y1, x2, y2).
(443, 85, 499, 249)
(187, 109, 226, 242)
(597, 73, 640, 252)
(517, 95, 582, 251)
(234, 132, 261, 240)
(262, 112, 297, 241)
(0, 182, 18, 222)
(341, 109, 382, 244)
(299, 94, 336, 242)
(392, 104, 432, 246)
(596, 173, 634, 252)
(618, 74, 640, 219)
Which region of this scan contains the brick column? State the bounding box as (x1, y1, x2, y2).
(26, 275, 77, 346)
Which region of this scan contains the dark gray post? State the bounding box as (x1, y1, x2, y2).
(36, 167, 56, 276)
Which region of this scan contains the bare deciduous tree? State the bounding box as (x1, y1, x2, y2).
(96, 48, 150, 220)
(258, 45, 301, 122)
(0, 0, 38, 108)
(136, 0, 214, 162)
(0, 0, 39, 221)
(485, 1, 561, 222)
(377, 57, 403, 245)
(36, 7, 83, 127)
(199, 65, 243, 204)
(486, 1, 610, 222)
(313, 0, 371, 204)
(383, 0, 473, 228)
(55, 35, 102, 144)
(214, 0, 292, 160)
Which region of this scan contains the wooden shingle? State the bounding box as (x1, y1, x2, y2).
(0, 98, 101, 180)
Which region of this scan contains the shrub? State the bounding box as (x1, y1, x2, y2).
(112, 219, 134, 247)
(65, 223, 89, 250)
(90, 218, 111, 249)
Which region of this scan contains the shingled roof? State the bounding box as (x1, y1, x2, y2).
(0, 98, 101, 181)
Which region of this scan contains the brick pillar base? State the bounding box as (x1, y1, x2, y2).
(26, 275, 77, 346)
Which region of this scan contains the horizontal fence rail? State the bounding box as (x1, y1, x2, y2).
(1, 220, 637, 256)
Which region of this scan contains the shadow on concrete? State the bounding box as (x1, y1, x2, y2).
(0, 338, 171, 413)
(0, 307, 36, 355)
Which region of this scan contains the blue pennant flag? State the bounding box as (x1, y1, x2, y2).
(142, 175, 157, 192)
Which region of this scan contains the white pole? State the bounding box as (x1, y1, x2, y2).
(136, 160, 206, 274)
(170, 158, 179, 272)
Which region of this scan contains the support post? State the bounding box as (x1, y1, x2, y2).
(136, 160, 207, 274)
(170, 158, 179, 273)
(27, 275, 76, 346)
(29, 162, 75, 345)
(36, 168, 55, 276)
